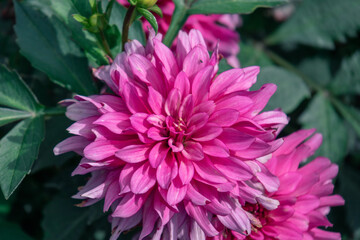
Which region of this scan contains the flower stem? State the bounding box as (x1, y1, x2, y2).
(122, 5, 136, 50)
(43, 107, 66, 116)
(99, 30, 113, 59)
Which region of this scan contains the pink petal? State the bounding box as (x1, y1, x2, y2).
(115, 145, 150, 163)
(209, 109, 239, 127)
(186, 184, 209, 206)
(209, 69, 245, 100)
(167, 177, 187, 206)
(191, 123, 223, 142)
(157, 153, 176, 189)
(201, 139, 230, 158)
(182, 141, 204, 161)
(165, 88, 182, 117)
(183, 46, 210, 80)
(154, 39, 179, 77)
(130, 113, 150, 133)
(54, 136, 90, 155)
(149, 142, 169, 168)
(193, 157, 227, 183)
(184, 201, 219, 237)
(178, 156, 194, 185)
(217, 128, 255, 151)
(192, 66, 214, 104)
(174, 71, 191, 97)
(212, 157, 253, 181)
(179, 94, 194, 121)
(130, 162, 156, 194)
(148, 87, 164, 115)
(112, 193, 148, 218)
(94, 112, 131, 134)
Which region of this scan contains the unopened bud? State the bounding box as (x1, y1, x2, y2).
(137, 0, 157, 8)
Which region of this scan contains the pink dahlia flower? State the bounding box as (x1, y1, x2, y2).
(210, 129, 345, 240)
(118, 0, 241, 67)
(54, 29, 288, 239)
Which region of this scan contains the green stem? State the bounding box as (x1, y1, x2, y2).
(99, 29, 113, 59)
(122, 5, 136, 50)
(43, 107, 66, 116)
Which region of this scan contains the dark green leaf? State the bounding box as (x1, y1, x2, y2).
(0, 65, 39, 112)
(0, 221, 33, 240)
(254, 66, 310, 113)
(148, 4, 163, 18)
(238, 42, 272, 67)
(218, 59, 232, 73)
(0, 116, 45, 199)
(32, 116, 74, 172)
(137, 7, 158, 33)
(330, 51, 360, 96)
(268, 0, 360, 49)
(299, 93, 348, 164)
(14, 1, 97, 95)
(49, 0, 108, 66)
(340, 165, 360, 232)
(331, 99, 360, 139)
(299, 57, 332, 87)
(42, 195, 102, 240)
(188, 0, 288, 14)
(0, 108, 32, 128)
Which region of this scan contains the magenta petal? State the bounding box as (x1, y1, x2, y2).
(212, 157, 253, 181)
(186, 184, 209, 206)
(154, 39, 179, 77)
(192, 66, 214, 104)
(209, 69, 244, 100)
(130, 162, 156, 194)
(178, 157, 194, 185)
(115, 145, 149, 163)
(179, 94, 194, 121)
(187, 112, 209, 130)
(174, 71, 191, 97)
(182, 141, 204, 161)
(184, 201, 219, 237)
(202, 139, 230, 158)
(84, 140, 125, 161)
(209, 109, 239, 127)
(191, 123, 223, 142)
(94, 112, 131, 134)
(148, 87, 164, 115)
(193, 157, 227, 183)
(112, 193, 147, 218)
(149, 142, 169, 168)
(167, 177, 187, 206)
(128, 116, 149, 133)
(165, 88, 182, 117)
(218, 128, 255, 151)
(156, 153, 176, 189)
(54, 136, 90, 155)
(183, 46, 210, 80)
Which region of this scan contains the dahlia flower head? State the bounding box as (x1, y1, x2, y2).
(118, 0, 241, 67)
(54, 29, 289, 239)
(211, 129, 344, 240)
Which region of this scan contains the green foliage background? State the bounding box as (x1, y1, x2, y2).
(0, 0, 359, 239)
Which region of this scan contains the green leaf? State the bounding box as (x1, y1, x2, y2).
(0, 221, 33, 240)
(238, 42, 272, 67)
(0, 116, 45, 199)
(268, 0, 360, 49)
(330, 51, 360, 96)
(137, 7, 158, 33)
(0, 65, 39, 112)
(253, 66, 310, 113)
(340, 165, 360, 232)
(331, 99, 360, 139)
(299, 93, 348, 164)
(188, 0, 288, 14)
(49, 0, 108, 66)
(299, 57, 332, 87)
(148, 4, 163, 18)
(14, 1, 97, 95)
(218, 58, 232, 74)
(0, 108, 32, 128)
(32, 116, 74, 172)
(42, 196, 102, 240)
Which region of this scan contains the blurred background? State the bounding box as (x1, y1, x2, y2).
(0, 0, 359, 239)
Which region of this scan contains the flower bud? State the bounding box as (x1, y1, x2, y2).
(137, 0, 157, 8)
